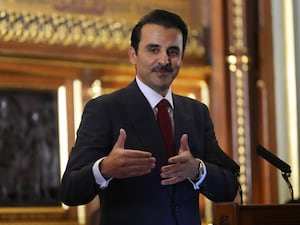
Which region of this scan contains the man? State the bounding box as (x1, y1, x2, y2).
(61, 9, 239, 225)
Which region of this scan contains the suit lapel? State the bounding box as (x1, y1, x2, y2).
(124, 81, 168, 163)
(173, 95, 193, 154)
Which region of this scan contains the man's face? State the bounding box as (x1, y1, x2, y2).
(128, 24, 183, 96)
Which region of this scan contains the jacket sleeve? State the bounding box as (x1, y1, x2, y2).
(200, 106, 239, 202)
(192, 100, 239, 202)
(200, 161, 239, 202)
(60, 97, 114, 206)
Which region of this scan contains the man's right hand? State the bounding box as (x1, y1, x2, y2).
(99, 128, 156, 179)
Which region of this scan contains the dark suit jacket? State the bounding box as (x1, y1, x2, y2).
(60, 80, 239, 225)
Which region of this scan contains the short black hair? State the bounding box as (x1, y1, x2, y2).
(130, 9, 188, 55)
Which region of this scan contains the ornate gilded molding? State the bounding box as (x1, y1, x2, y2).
(226, 0, 250, 203)
(0, 10, 205, 57)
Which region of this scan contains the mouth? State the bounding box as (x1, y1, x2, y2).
(153, 71, 173, 79)
(154, 70, 171, 74)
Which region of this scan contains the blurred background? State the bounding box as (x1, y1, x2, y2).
(0, 0, 299, 224)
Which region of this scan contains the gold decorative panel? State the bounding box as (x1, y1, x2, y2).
(226, 0, 251, 203)
(0, 10, 205, 57)
(0, 0, 201, 24)
(0, 0, 208, 58)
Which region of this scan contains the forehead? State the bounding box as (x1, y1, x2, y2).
(139, 24, 183, 48)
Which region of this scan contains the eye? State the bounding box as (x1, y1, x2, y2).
(147, 45, 160, 54)
(167, 48, 180, 57)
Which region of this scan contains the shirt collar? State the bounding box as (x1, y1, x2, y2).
(136, 76, 173, 109)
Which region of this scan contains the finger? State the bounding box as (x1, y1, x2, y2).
(122, 157, 156, 167)
(114, 128, 127, 149)
(161, 168, 186, 185)
(167, 134, 189, 164)
(178, 133, 189, 154)
(161, 164, 182, 178)
(168, 134, 190, 164)
(161, 163, 177, 172)
(117, 163, 156, 178)
(161, 177, 179, 185)
(114, 129, 152, 158)
(124, 163, 156, 171)
(124, 149, 153, 158)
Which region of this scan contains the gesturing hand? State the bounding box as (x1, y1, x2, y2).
(99, 128, 156, 179)
(160, 134, 199, 185)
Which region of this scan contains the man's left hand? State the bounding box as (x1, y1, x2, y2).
(160, 134, 199, 185)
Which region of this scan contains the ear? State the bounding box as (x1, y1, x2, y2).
(128, 47, 137, 65)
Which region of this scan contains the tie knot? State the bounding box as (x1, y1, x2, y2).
(158, 99, 169, 108)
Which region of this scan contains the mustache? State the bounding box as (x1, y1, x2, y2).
(151, 64, 173, 73)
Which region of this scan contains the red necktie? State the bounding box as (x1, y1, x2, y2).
(157, 99, 174, 157)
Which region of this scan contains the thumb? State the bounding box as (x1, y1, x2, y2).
(114, 128, 126, 149)
(178, 134, 190, 154)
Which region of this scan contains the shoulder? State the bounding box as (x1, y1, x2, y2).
(85, 88, 125, 109)
(85, 80, 138, 108)
(173, 94, 209, 111)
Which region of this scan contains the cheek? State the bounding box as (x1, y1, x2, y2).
(140, 57, 156, 69)
(136, 60, 151, 74)
(173, 59, 182, 68)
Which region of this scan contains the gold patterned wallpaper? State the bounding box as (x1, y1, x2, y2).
(0, 0, 210, 27)
(0, 0, 208, 58)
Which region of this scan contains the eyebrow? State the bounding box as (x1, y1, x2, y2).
(168, 46, 180, 51)
(146, 43, 160, 49)
(145, 43, 180, 51)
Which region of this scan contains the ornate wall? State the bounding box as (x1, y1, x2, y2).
(0, 0, 282, 224)
(0, 0, 214, 224)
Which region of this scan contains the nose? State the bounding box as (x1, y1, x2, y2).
(158, 52, 170, 65)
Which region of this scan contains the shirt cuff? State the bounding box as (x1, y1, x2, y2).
(92, 157, 113, 189)
(188, 159, 207, 190)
